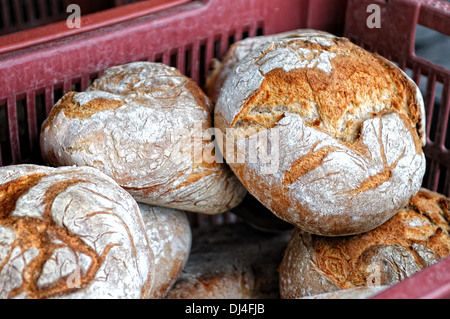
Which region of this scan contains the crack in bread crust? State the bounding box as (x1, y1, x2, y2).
(231, 38, 422, 145)
(283, 142, 339, 186)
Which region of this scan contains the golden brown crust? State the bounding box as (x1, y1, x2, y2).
(0, 165, 154, 299)
(279, 188, 450, 298)
(42, 92, 125, 131)
(205, 29, 334, 105)
(232, 39, 421, 144)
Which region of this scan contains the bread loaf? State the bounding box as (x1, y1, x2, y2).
(139, 204, 191, 298)
(165, 222, 291, 299)
(40, 62, 246, 214)
(279, 188, 450, 298)
(0, 164, 154, 299)
(214, 32, 426, 236)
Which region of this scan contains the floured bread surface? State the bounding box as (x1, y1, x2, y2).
(205, 29, 332, 104)
(165, 222, 291, 299)
(139, 204, 191, 298)
(279, 188, 450, 298)
(40, 62, 246, 214)
(214, 32, 426, 236)
(0, 164, 154, 299)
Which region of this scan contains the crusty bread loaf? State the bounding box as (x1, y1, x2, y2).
(40, 62, 246, 214)
(214, 32, 426, 236)
(0, 164, 154, 299)
(279, 188, 450, 298)
(165, 222, 291, 299)
(139, 204, 191, 298)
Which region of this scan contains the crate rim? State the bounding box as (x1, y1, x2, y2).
(0, 0, 194, 55)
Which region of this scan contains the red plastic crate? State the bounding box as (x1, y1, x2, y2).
(0, 0, 449, 299)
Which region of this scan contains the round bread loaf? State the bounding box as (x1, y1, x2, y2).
(165, 222, 291, 299)
(214, 32, 426, 236)
(139, 203, 191, 298)
(0, 164, 154, 299)
(279, 188, 450, 298)
(40, 62, 246, 214)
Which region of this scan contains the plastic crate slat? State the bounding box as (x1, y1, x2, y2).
(25, 90, 38, 156)
(425, 72, 438, 140)
(428, 159, 441, 191)
(1, 0, 12, 29)
(177, 45, 185, 75)
(190, 39, 200, 83)
(412, 64, 422, 86)
(25, 0, 35, 24)
(434, 78, 450, 147)
(38, 0, 47, 20)
(6, 95, 20, 164)
(12, 0, 23, 27)
(44, 85, 54, 115)
(80, 74, 90, 91)
(205, 36, 214, 73)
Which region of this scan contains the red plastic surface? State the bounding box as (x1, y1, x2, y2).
(0, 0, 449, 299)
(0, 0, 128, 36)
(0, 0, 192, 54)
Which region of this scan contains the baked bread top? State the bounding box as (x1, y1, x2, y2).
(205, 29, 332, 104)
(215, 33, 425, 144)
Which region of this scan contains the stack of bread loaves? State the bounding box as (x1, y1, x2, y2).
(1, 28, 449, 299)
(207, 29, 450, 298)
(0, 164, 191, 298)
(1, 61, 247, 298)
